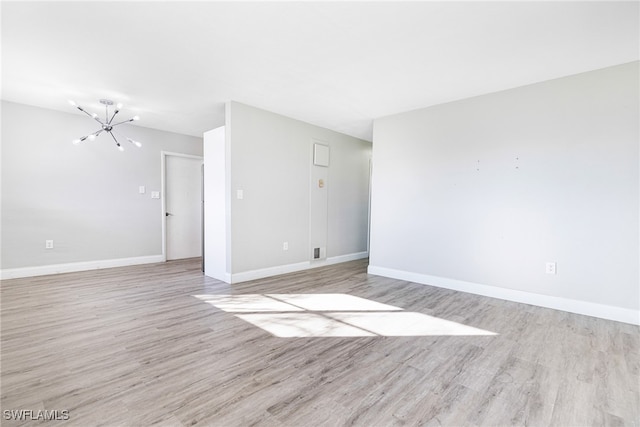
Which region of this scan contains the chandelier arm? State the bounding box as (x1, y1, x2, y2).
(108, 109, 120, 125)
(108, 131, 122, 149)
(74, 128, 104, 143)
(111, 128, 131, 143)
(110, 118, 135, 127)
(76, 105, 105, 125)
(111, 128, 141, 148)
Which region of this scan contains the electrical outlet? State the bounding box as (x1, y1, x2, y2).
(45, 240, 54, 249)
(283, 242, 288, 251)
(546, 262, 557, 275)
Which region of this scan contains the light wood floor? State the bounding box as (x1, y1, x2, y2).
(1, 258, 638, 426)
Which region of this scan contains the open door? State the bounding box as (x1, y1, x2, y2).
(164, 153, 204, 261)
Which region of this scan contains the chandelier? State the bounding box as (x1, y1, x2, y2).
(69, 99, 142, 151)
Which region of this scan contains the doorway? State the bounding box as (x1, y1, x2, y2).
(162, 152, 204, 261)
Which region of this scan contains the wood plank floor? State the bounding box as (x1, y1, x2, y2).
(1, 258, 638, 426)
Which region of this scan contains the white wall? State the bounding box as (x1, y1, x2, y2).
(227, 101, 371, 281)
(369, 62, 639, 324)
(203, 126, 229, 282)
(1, 101, 203, 277)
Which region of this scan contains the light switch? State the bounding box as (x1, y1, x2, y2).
(546, 262, 557, 275)
(151, 191, 160, 199)
(237, 189, 244, 200)
(139, 186, 146, 194)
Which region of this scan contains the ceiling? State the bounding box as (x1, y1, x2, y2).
(2, 1, 638, 142)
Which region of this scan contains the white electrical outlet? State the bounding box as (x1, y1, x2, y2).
(546, 262, 557, 275)
(45, 240, 54, 249)
(283, 242, 289, 251)
(237, 189, 244, 200)
(139, 186, 146, 194)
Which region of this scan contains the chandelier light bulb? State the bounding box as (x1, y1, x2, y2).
(68, 100, 77, 106)
(116, 103, 123, 110)
(118, 145, 125, 152)
(91, 113, 98, 118)
(72, 139, 81, 145)
(132, 115, 140, 121)
(127, 138, 142, 148)
(88, 134, 96, 141)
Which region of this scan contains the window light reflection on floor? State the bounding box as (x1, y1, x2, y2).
(193, 293, 497, 338)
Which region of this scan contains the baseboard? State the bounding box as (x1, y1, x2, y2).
(231, 251, 369, 284)
(0, 255, 165, 280)
(367, 265, 640, 326)
(204, 271, 233, 283)
(324, 251, 369, 265)
(231, 261, 310, 283)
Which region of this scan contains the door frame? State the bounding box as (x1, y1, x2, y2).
(161, 151, 204, 262)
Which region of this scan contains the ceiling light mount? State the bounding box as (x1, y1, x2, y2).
(69, 98, 142, 151)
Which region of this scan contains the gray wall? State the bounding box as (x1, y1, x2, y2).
(1, 101, 203, 271)
(369, 62, 639, 313)
(228, 101, 371, 275)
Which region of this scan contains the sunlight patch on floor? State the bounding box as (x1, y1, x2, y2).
(327, 312, 495, 336)
(267, 293, 403, 312)
(237, 313, 376, 337)
(193, 293, 497, 338)
(196, 294, 304, 312)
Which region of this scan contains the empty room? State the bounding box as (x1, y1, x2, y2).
(1, 1, 638, 426)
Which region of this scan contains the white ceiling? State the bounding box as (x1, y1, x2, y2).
(2, 1, 638, 141)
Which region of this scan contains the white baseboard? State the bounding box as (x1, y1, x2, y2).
(231, 261, 310, 283)
(324, 251, 370, 265)
(230, 251, 369, 284)
(1, 255, 165, 280)
(204, 271, 233, 283)
(367, 265, 640, 326)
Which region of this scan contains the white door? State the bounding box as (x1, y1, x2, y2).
(166, 155, 203, 260)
